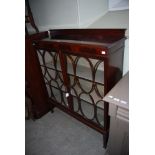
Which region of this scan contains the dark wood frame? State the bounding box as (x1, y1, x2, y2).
(25, 32, 50, 118)
(31, 29, 126, 148)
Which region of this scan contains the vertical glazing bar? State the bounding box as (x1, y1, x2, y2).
(58, 49, 73, 110)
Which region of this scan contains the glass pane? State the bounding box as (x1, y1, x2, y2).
(96, 106, 104, 126)
(80, 99, 94, 119)
(46, 84, 51, 97)
(51, 87, 61, 103)
(73, 96, 79, 112)
(95, 62, 104, 84)
(78, 79, 93, 93)
(76, 57, 93, 81)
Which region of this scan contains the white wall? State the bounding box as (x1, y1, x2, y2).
(109, 0, 129, 11)
(29, 0, 79, 30)
(29, 0, 108, 30)
(77, 0, 108, 27)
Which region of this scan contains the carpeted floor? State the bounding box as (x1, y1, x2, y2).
(25, 108, 106, 155)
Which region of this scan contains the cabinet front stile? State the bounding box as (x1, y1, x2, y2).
(58, 49, 74, 110)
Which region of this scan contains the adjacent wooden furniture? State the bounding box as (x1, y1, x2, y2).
(25, 32, 51, 119)
(103, 72, 129, 155)
(25, 0, 39, 35)
(25, 0, 50, 119)
(31, 29, 126, 147)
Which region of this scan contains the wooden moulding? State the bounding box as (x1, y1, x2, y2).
(49, 29, 126, 43)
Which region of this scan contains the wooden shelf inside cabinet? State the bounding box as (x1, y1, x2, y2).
(33, 29, 126, 148)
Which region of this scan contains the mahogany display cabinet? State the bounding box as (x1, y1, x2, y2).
(32, 29, 126, 148)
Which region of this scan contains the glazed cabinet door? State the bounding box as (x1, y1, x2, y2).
(60, 44, 108, 130)
(36, 46, 69, 108)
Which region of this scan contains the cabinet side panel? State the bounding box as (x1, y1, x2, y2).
(109, 46, 124, 74)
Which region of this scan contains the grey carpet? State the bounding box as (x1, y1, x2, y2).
(25, 108, 106, 155)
